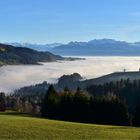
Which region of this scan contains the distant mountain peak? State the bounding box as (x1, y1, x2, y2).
(4, 39, 140, 56)
(88, 39, 128, 44)
(51, 39, 140, 56)
(6, 42, 63, 51)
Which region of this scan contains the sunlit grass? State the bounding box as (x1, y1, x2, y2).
(0, 112, 140, 140)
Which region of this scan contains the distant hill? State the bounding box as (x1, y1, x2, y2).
(51, 39, 140, 56)
(8, 42, 63, 51)
(15, 71, 140, 96)
(56, 71, 140, 89)
(0, 43, 63, 66)
(79, 71, 140, 88)
(13, 71, 140, 114)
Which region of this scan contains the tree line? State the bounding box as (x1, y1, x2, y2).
(0, 93, 41, 115)
(41, 85, 138, 126)
(0, 92, 5, 111)
(87, 78, 140, 112)
(1, 79, 140, 126)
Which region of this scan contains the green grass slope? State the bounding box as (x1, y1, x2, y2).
(0, 112, 140, 140)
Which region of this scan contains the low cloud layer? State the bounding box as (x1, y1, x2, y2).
(1, 56, 140, 93)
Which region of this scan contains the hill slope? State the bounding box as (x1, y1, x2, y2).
(0, 112, 140, 140)
(15, 71, 140, 97)
(0, 43, 63, 66)
(9, 42, 63, 51)
(55, 71, 140, 89)
(80, 71, 140, 87)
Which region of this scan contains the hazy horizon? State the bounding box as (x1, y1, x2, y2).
(3, 38, 140, 45)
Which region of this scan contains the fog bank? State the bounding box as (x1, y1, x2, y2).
(1, 56, 140, 93)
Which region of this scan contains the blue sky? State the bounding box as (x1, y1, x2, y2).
(0, 0, 140, 43)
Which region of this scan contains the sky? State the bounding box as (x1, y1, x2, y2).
(0, 0, 140, 43)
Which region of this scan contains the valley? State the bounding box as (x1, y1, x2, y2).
(1, 56, 140, 93)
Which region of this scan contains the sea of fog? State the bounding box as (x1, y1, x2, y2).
(1, 56, 140, 93)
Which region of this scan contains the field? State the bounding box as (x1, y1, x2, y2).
(0, 112, 140, 140)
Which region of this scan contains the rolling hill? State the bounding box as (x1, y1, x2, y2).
(8, 42, 63, 51)
(79, 71, 140, 87)
(15, 71, 140, 96)
(14, 71, 140, 102)
(54, 71, 140, 90)
(0, 43, 63, 66)
(0, 112, 140, 140)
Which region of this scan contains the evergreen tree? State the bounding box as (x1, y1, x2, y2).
(64, 86, 71, 94)
(40, 85, 131, 126)
(90, 94, 130, 126)
(41, 85, 59, 118)
(0, 92, 6, 112)
(59, 87, 74, 120)
(73, 87, 90, 122)
(132, 103, 140, 126)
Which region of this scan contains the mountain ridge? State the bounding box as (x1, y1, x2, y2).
(7, 39, 140, 56)
(51, 39, 140, 56)
(0, 43, 63, 66)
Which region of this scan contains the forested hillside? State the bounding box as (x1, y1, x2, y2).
(0, 43, 63, 66)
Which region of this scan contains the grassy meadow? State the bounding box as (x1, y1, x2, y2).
(0, 112, 140, 140)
